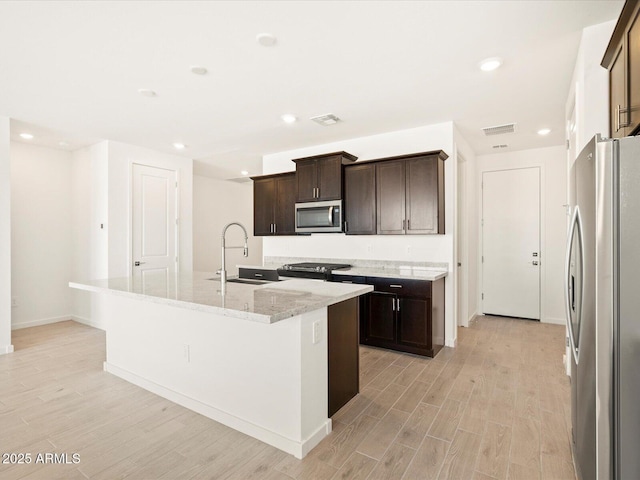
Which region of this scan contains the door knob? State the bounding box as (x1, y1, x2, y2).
(134, 261, 146, 266)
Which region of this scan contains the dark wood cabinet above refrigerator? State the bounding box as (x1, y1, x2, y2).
(602, 0, 640, 137)
(251, 172, 296, 236)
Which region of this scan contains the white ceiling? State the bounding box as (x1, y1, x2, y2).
(0, 1, 623, 179)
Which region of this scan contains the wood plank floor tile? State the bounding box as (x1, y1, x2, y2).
(367, 442, 416, 480)
(397, 402, 439, 449)
(476, 421, 512, 480)
(331, 452, 377, 480)
(1, 317, 574, 480)
(437, 429, 482, 480)
(402, 435, 449, 480)
(356, 408, 410, 460)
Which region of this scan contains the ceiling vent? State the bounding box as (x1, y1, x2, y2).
(482, 123, 516, 136)
(492, 144, 509, 149)
(310, 113, 341, 126)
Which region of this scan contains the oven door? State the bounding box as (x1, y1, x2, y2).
(295, 200, 343, 233)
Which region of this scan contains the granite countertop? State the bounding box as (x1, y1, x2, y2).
(69, 271, 372, 324)
(332, 266, 447, 281)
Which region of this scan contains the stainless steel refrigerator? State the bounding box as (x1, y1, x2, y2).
(566, 134, 640, 480)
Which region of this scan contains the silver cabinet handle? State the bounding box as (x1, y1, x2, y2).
(344, 221, 348, 232)
(407, 219, 410, 230)
(397, 298, 400, 311)
(402, 219, 406, 230)
(273, 223, 277, 234)
(392, 298, 396, 311)
(389, 284, 403, 288)
(255, 273, 263, 277)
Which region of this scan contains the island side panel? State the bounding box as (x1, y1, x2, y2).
(102, 294, 330, 458)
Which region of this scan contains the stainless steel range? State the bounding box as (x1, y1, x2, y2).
(277, 262, 351, 280)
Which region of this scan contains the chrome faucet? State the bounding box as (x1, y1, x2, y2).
(217, 222, 249, 293)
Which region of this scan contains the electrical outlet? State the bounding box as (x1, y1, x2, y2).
(366, 244, 373, 254)
(406, 245, 412, 255)
(11, 297, 17, 308)
(183, 344, 191, 363)
(312, 321, 322, 344)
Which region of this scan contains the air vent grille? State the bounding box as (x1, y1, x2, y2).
(482, 123, 516, 136)
(310, 113, 341, 126)
(492, 144, 509, 149)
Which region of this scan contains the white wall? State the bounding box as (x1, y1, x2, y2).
(0, 117, 12, 353)
(567, 20, 616, 155)
(193, 176, 262, 274)
(10, 143, 73, 329)
(453, 125, 478, 326)
(476, 145, 567, 324)
(107, 141, 193, 278)
(262, 123, 457, 346)
(69, 140, 194, 329)
(70, 142, 109, 325)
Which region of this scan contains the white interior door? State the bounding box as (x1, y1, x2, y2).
(482, 167, 540, 319)
(132, 164, 177, 277)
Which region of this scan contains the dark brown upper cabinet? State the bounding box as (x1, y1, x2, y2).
(376, 151, 447, 235)
(344, 163, 376, 235)
(603, 0, 640, 137)
(292, 152, 357, 202)
(251, 172, 296, 236)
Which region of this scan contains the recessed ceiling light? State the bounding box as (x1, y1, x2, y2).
(138, 88, 157, 97)
(281, 114, 297, 124)
(256, 33, 277, 47)
(479, 57, 503, 72)
(190, 66, 208, 75)
(537, 128, 551, 136)
(19, 133, 34, 140)
(173, 142, 186, 150)
(240, 170, 249, 176)
(59, 141, 69, 147)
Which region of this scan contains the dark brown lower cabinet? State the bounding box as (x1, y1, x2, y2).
(359, 277, 444, 358)
(328, 297, 359, 417)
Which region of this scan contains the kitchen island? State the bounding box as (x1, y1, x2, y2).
(70, 272, 372, 459)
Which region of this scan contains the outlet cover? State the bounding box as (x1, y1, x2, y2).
(11, 297, 17, 308)
(312, 321, 322, 344)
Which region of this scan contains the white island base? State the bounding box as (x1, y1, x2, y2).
(103, 294, 332, 459)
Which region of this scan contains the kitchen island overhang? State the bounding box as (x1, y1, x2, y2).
(70, 272, 372, 459)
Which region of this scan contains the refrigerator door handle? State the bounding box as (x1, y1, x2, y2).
(564, 205, 583, 365)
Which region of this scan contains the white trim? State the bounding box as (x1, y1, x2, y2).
(104, 362, 330, 459)
(11, 315, 72, 330)
(542, 316, 566, 325)
(0, 344, 14, 355)
(71, 314, 106, 331)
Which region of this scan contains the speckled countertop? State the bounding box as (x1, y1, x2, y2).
(69, 271, 372, 324)
(332, 266, 447, 281)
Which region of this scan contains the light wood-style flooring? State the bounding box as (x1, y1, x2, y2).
(0, 317, 574, 479)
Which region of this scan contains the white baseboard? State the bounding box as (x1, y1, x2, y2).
(70, 315, 106, 331)
(104, 362, 330, 459)
(11, 315, 72, 330)
(542, 316, 565, 325)
(0, 344, 14, 355)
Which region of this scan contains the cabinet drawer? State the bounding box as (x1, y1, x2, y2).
(369, 277, 431, 297)
(330, 274, 367, 284)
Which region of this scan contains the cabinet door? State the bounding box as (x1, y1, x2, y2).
(397, 297, 431, 352)
(317, 155, 343, 201)
(296, 159, 317, 202)
(362, 292, 396, 346)
(406, 156, 441, 234)
(611, 41, 628, 138)
(376, 160, 406, 234)
(274, 174, 296, 235)
(253, 178, 274, 236)
(344, 163, 376, 235)
(628, 9, 640, 134)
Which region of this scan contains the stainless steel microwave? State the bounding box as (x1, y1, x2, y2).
(295, 200, 343, 233)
